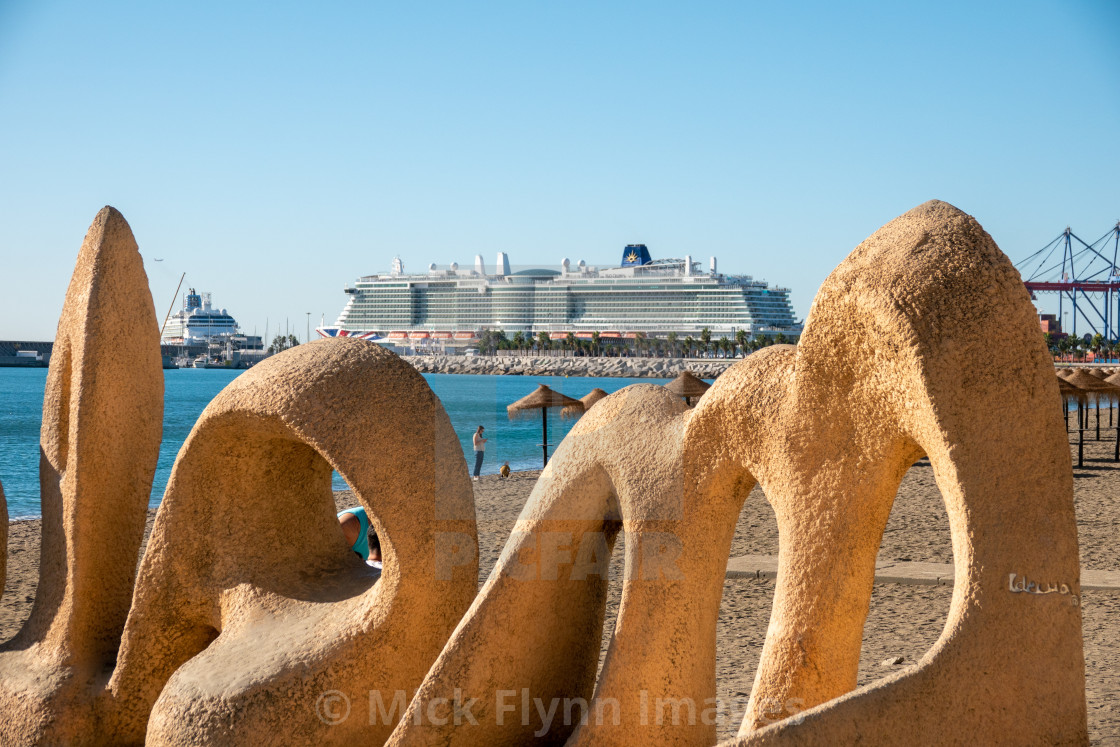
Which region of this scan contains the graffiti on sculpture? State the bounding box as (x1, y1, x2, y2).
(1008, 573, 1080, 605)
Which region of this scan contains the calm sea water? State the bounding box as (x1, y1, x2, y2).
(0, 368, 653, 519)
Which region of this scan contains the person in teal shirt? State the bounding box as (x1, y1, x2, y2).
(337, 506, 371, 559)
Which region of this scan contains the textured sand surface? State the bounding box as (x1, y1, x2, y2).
(1, 432, 1117, 742)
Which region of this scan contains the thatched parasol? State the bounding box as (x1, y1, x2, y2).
(507, 384, 584, 467)
(1056, 368, 1077, 380)
(1063, 369, 1117, 398)
(1057, 377, 1083, 399)
(1088, 368, 1109, 379)
(1064, 368, 1120, 444)
(664, 371, 711, 407)
(563, 387, 609, 419)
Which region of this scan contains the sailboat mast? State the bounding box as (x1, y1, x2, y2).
(160, 272, 186, 337)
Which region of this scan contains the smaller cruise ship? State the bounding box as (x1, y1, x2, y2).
(161, 288, 241, 344)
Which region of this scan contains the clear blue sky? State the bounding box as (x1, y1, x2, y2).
(1, 0, 1117, 341)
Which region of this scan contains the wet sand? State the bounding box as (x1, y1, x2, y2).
(2, 431, 1117, 742)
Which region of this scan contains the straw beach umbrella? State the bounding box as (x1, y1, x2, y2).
(1057, 376, 1082, 424)
(563, 387, 609, 419)
(1057, 376, 1089, 467)
(664, 371, 711, 407)
(507, 384, 584, 467)
(1063, 368, 1120, 448)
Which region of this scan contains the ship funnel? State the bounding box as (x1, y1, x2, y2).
(710, 256, 717, 275)
(475, 254, 486, 276)
(684, 255, 692, 276)
(496, 252, 511, 276)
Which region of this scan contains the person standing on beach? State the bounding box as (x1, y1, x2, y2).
(472, 426, 487, 480)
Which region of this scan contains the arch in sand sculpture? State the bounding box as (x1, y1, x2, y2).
(0, 207, 164, 745)
(388, 201, 1086, 746)
(104, 338, 479, 744)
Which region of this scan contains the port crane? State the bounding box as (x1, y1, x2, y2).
(1016, 222, 1120, 341)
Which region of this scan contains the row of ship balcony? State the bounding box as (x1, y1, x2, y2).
(370, 326, 800, 342)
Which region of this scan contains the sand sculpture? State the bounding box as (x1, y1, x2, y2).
(103, 338, 479, 744)
(711, 200, 1085, 744)
(388, 201, 1086, 745)
(0, 210, 478, 745)
(0, 201, 1085, 744)
(0, 207, 164, 744)
(390, 384, 709, 745)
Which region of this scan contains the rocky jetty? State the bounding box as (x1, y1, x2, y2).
(400, 354, 737, 379)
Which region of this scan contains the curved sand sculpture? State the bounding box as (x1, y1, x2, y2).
(389, 201, 1086, 745)
(389, 384, 712, 745)
(0, 201, 1085, 744)
(105, 339, 479, 744)
(709, 199, 1085, 744)
(0, 211, 479, 745)
(0, 207, 164, 744)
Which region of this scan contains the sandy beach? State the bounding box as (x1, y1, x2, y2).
(1, 429, 1117, 742)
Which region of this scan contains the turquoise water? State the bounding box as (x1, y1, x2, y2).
(0, 368, 652, 519)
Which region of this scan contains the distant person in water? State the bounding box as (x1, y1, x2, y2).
(337, 506, 371, 559)
(499, 461, 511, 479)
(472, 425, 487, 480)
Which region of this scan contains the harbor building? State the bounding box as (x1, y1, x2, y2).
(318, 245, 800, 344)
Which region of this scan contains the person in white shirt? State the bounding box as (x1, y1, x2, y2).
(472, 425, 487, 481)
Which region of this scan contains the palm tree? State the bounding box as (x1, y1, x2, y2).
(735, 328, 747, 357)
(684, 336, 695, 358)
(700, 327, 712, 357)
(775, 332, 788, 345)
(591, 331, 601, 357)
(1057, 335, 1071, 362)
(538, 331, 551, 357)
(268, 334, 300, 353)
(667, 331, 678, 358)
(565, 332, 576, 357)
(512, 331, 525, 354)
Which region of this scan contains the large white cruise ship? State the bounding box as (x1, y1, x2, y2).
(318, 245, 800, 344)
(161, 288, 241, 344)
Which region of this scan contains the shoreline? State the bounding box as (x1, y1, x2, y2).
(401, 354, 736, 378)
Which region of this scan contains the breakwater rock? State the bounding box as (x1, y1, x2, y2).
(400, 355, 736, 379)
